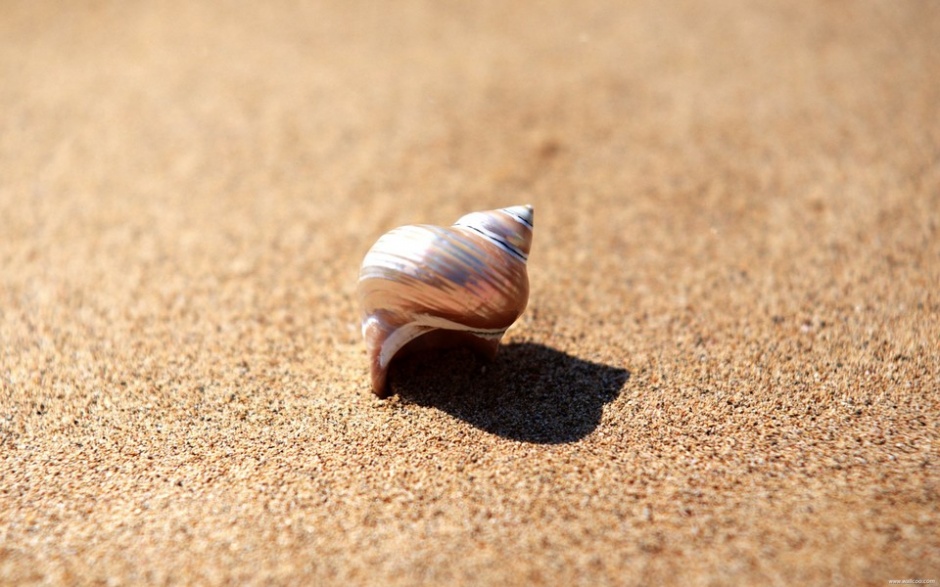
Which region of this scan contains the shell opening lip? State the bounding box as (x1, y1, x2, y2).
(377, 328, 503, 398)
(378, 314, 509, 369)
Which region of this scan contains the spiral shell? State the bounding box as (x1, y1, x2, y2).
(358, 205, 534, 397)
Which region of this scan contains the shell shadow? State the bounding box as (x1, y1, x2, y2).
(391, 342, 629, 444)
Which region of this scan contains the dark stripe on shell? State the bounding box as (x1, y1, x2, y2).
(460, 225, 528, 262)
(500, 207, 533, 229)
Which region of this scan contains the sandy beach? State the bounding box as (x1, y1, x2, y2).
(1, 1, 938, 584)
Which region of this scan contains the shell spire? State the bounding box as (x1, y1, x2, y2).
(358, 205, 534, 397)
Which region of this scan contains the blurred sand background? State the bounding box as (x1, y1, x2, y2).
(1, 1, 938, 584)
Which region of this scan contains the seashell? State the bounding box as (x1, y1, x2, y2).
(358, 204, 534, 397)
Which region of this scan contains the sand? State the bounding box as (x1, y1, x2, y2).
(1, 1, 938, 585)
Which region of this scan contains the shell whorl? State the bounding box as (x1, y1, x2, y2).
(358, 205, 533, 397)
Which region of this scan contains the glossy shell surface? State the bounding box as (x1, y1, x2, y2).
(358, 205, 533, 397)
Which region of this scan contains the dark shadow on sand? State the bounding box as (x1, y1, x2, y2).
(391, 342, 629, 444)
